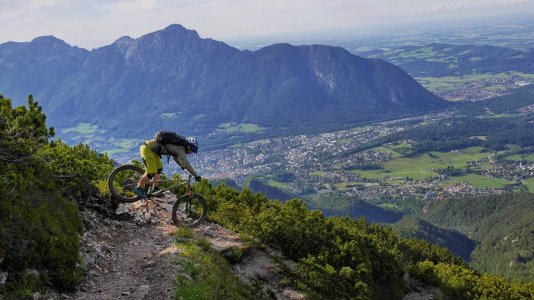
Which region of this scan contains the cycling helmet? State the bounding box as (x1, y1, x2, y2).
(186, 137, 198, 154)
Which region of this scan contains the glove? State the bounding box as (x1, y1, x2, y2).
(195, 176, 202, 182)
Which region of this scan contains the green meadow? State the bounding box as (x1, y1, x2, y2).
(523, 178, 534, 192)
(441, 174, 514, 189)
(416, 72, 534, 100)
(62, 122, 100, 134)
(217, 122, 265, 133)
(478, 113, 523, 119)
(505, 154, 534, 162)
(102, 138, 139, 155)
(309, 171, 327, 176)
(378, 203, 401, 210)
(334, 182, 360, 190)
(62, 123, 139, 155)
(355, 147, 490, 181)
(266, 179, 289, 189)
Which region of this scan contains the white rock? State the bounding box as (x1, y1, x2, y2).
(165, 204, 173, 212)
(26, 268, 40, 277)
(144, 212, 151, 222)
(115, 204, 130, 215)
(139, 284, 150, 298)
(81, 252, 97, 267)
(0, 272, 7, 285)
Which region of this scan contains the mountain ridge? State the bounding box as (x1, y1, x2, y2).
(0, 24, 448, 138)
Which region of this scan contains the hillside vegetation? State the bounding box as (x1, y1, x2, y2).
(1, 96, 533, 299)
(0, 95, 113, 297)
(417, 192, 534, 282)
(192, 181, 534, 299)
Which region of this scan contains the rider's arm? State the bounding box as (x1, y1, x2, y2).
(165, 143, 199, 177)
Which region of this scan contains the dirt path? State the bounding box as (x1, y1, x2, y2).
(70, 210, 180, 300)
(70, 206, 304, 300)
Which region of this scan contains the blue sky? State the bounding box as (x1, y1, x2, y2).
(1, 0, 533, 49)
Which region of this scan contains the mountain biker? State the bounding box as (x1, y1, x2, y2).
(133, 132, 201, 198)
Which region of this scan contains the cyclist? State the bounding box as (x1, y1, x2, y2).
(133, 132, 201, 198)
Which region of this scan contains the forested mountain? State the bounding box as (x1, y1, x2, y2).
(357, 43, 534, 77)
(0, 24, 447, 137)
(0, 36, 89, 104)
(394, 217, 477, 262)
(404, 193, 534, 281)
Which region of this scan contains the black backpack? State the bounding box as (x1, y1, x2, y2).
(155, 130, 188, 146)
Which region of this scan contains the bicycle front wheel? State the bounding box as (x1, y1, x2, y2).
(172, 193, 207, 227)
(108, 164, 144, 203)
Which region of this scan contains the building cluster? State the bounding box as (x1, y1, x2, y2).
(427, 77, 533, 102)
(110, 110, 532, 203)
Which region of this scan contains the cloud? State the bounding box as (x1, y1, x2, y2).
(428, 3, 463, 12)
(511, 0, 528, 4)
(104, 0, 157, 15)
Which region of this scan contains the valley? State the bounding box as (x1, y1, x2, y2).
(417, 72, 534, 101)
(88, 104, 533, 220)
(193, 113, 533, 205)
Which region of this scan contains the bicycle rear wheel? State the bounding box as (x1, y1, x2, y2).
(172, 193, 207, 227)
(108, 164, 144, 203)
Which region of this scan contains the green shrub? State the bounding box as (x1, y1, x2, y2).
(201, 185, 407, 299)
(0, 95, 113, 294)
(410, 261, 534, 299)
(174, 228, 264, 300)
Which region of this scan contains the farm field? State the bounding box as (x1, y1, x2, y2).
(523, 178, 534, 193)
(441, 174, 515, 189)
(505, 154, 534, 162)
(217, 122, 265, 133)
(354, 147, 490, 181)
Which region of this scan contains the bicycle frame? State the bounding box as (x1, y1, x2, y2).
(109, 164, 208, 226)
(145, 174, 193, 198)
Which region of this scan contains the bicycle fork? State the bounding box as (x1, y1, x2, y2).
(184, 176, 193, 215)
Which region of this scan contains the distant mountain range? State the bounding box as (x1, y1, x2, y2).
(357, 43, 534, 77)
(0, 24, 447, 138)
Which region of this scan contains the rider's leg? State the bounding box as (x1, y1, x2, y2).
(136, 145, 162, 197)
(134, 172, 150, 198)
(138, 172, 150, 188)
(152, 168, 163, 189)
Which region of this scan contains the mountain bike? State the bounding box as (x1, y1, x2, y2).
(108, 164, 207, 227)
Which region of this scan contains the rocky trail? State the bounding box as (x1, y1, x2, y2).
(70, 210, 179, 299)
(67, 195, 305, 300)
